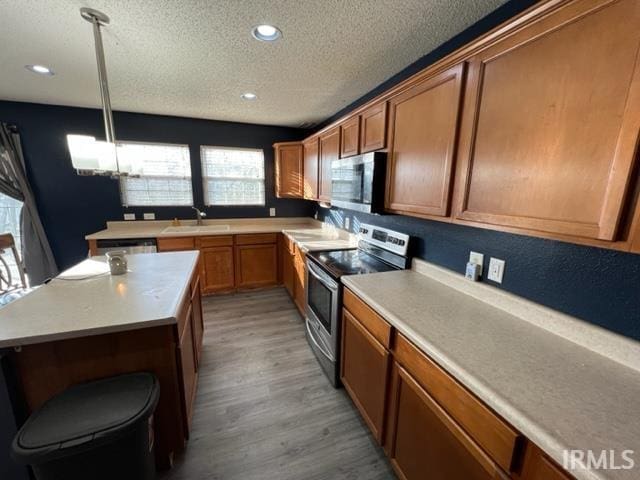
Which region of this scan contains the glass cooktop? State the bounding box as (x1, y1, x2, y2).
(307, 248, 399, 279)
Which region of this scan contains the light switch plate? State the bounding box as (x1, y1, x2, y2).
(469, 251, 484, 275)
(124, 213, 135, 221)
(488, 257, 505, 283)
(143, 213, 155, 220)
(269, 208, 276, 217)
(344, 217, 350, 230)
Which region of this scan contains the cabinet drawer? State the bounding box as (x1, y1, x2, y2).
(394, 334, 521, 473)
(158, 236, 195, 251)
(197, 235, 233, 248)
(343, 288, 392, 348)
(235, 233, 277, 245)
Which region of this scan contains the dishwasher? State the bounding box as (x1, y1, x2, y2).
(95, 238, 158, 255)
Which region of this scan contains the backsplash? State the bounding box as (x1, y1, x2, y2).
(317, 206, 640, 342)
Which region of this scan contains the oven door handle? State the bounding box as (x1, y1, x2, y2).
(307, 261, 339, 291)
(305, 318, 335, 362)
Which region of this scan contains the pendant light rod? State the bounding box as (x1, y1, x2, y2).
(80, 8, 116, 144)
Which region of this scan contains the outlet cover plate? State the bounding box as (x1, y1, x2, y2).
(124, 213, 135, 221)
(143, 213, 155, 220)
(269, 208, 276, 217)
(469, 251, 484, 275)
(488, 257, 505, 283)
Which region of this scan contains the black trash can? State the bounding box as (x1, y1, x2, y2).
(11, 372, 160, 480)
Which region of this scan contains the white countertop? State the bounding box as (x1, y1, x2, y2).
(85, 217, 358, 253)
(342, 260, 640, 480)
(0, 251, 199, 348)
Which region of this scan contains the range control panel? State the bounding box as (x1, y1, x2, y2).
(358, 223, 410, 256)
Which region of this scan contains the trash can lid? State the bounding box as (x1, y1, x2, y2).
(12, 372, 159, 463)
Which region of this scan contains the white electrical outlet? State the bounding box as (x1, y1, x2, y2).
(124, 213, 135, 221)
(269, 208, 276, 217)
(143, 213, 155, 220)
(468, 251, 484, 275)
(488, 257, 505, 283)
(344, 217, 350, 230)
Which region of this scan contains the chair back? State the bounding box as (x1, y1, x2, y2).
(0, 233, 27, 293)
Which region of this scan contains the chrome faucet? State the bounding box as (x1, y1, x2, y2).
(191, 207, 207, 226)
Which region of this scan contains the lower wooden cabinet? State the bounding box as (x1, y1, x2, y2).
(200, 246, 235, 293)
(235, 243, 278, 288)
(191, 279, 204, 368)
(340, 309, 390, 443)
(386, 363, 508, 480)
(282, 242, 295, 297)
(520, 444, 572, 480)
(293, 245, 306, 313)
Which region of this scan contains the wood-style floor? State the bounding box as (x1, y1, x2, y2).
(161, 287, 394, 480)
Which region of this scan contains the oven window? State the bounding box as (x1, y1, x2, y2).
(307, 271, 333, 334)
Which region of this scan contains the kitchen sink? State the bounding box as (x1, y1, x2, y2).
(161, 225, 230, 234)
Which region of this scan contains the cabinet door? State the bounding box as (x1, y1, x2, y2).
(520, 444, 571, 480)
(201, 246, 234, 293)
(275, 142, 304, 198)
(386, 364, 507, 480)
(360, 102, 387, 153)
(191, 279, 204, 368)
(303, 137, 319, 200)
(318, 127, 340, 202)
(235, 244, 278, 288)
(386, 63, 465, 217)
(340, 116, 360, 158)
(293, 247, 306, 313)
(340, 309, 390, 443)
(178, 305, 197, 434)
(282, 246, 295, 298)
(454, 0, 640, 240)
(157, 236, 195, 252)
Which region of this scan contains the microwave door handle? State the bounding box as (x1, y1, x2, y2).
(305, 318, 335, 362)
(307, 263, 339, 291)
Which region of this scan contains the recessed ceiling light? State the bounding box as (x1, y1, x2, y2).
(241, 93, 257, 100)
(251, 24, 282, 42)
(25, 64, 54, 76)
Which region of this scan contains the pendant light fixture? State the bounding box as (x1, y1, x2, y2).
(68, 8, 133, 176)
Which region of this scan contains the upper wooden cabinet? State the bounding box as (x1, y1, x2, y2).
(386, 63, 466, 217)
(339, 116, 360, 158)
(318, 127, 340, 202)
(454, 0, 640, 241)
(303, 137, 320, 200)
(274, 142, 303, 198)
(360, 102, 387, 153)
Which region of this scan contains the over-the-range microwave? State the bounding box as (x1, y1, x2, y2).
(330, 152, 386, 213)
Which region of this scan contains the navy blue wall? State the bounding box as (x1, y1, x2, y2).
(318, 206, 640, 341)
(0, 101, 314, 269)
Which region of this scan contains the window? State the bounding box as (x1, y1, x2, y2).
(201, 146, 265, 206)
(0, 193, 25, 285)
(117, 141, 193, 207)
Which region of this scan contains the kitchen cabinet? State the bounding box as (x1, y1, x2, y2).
(303, 137, 319, 200)
(197, 236, 234, 294)
(385, 362, 508, 480)
(234, 234, 278, 289)
(191, 277, 204, 368)
(281, 235, 295, 298)
(339, 115, 360, 158)
(157, 236, 196, 252)
(274, 141, 304, 198)
(520, 444, 571, 480)
(178, 299, 197, 435)
(318, 127, 340, 202)
(386, 63, 465, 218)
(360, 102, 387, 153)
(454, 0, 640, 241)
(340, 309, 390, 443)
(293, 245, 306, 314)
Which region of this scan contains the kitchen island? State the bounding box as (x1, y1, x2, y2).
(0, 252, 203, 469)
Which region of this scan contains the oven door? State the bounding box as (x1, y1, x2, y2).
(305, 259, 340, 349)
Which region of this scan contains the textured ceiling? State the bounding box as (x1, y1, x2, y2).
(0, 0, 507, 127)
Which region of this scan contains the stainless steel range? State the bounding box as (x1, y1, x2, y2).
(305, 224, 410, 386)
